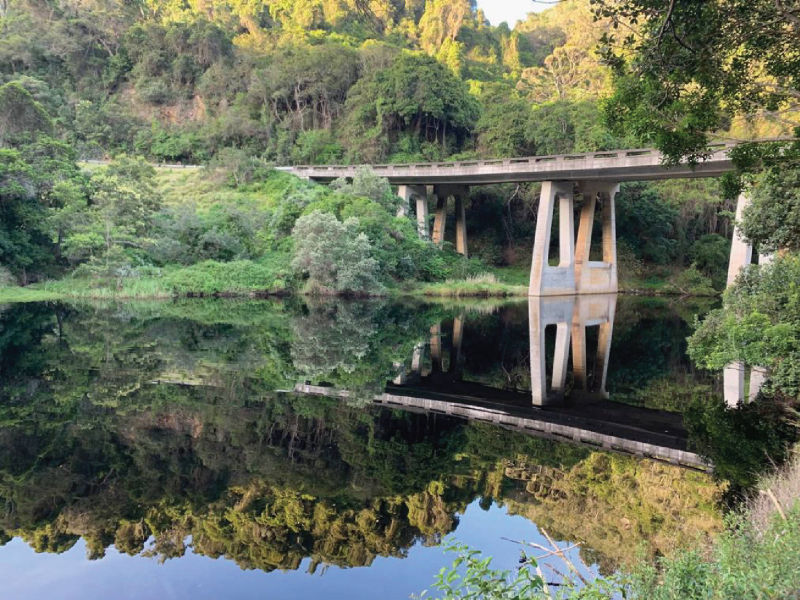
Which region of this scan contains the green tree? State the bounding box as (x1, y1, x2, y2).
(341, 52, 479, 161)
(475, 84, 533, 157)
(615, 182, 678, 264)
(594, 0, 800, 166)
(62, 156, 161, 273)
(0, 82, 52, 145)
(0, 150, 52, 282)
(741, 166, 800, 253)
(291, 210, 381, 294)
(688, 255, 800, 400)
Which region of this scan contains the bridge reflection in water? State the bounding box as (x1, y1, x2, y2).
(297, 294, 716, 472)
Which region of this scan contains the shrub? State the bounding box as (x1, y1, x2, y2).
(164, 258, 290, 295)
(689, 234, 730, 289)
(136, 78, 173, 105)
(668, 264, 717, 296)
(330, 167, 401, 214)
(0, 266, 15, 287)
(291, 210, 382, 295)
(290, 130, 344, 165)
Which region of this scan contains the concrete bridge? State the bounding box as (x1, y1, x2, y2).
(284, 143, 762, 296)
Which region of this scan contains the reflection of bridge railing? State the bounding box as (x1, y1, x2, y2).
(294, 382, 708, 470)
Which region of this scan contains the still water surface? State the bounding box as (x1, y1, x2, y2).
(0, 296, 788, 599)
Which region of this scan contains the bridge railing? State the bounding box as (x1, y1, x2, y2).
(288, 143, 735, 174)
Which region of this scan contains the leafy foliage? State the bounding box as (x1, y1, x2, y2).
(741, 166, 800, 253)
(688, 255, 800, 399)
(291, 210, 382, 294)
(594, 0, 800, 165)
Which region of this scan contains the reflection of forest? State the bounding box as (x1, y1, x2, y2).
(0, 298, 786, 573)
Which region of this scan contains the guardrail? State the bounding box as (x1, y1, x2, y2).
(288, 143, 735, 175)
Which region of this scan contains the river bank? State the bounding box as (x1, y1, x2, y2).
(0, 263, 721, 303)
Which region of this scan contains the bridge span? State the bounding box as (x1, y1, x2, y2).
(284, 142, 762, 297)
(286, 144, 735, 185)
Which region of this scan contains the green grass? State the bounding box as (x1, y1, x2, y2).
(491, 264, 530, 286)
(0, 286, 63, 303)
(628, 506, 800, 600)
(405, 273, 528, 298)
(30, 255, 293, 300)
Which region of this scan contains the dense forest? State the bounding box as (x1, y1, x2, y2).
(0, 0, 745, 294)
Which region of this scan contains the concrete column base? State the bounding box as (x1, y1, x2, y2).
(529, 181, 576, 296)
(575, 182, 620, 295)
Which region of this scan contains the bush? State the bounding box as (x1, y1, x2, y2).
(329, 167, 401, 214)
(0, 266, 16, 287)
(209, 148, 269, 186)
(290, 130, 344, 165)
(689, 234, 730, 289)
(164, 258, 290, 295)
(668, 264, 717, 296)
(136, 79, 173, 105)
(742, 166, 800, 253)
(291, 211, 382, 295)
(616, 182, 679, 264)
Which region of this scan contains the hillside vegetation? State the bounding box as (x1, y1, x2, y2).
(0, 0, 748, 299)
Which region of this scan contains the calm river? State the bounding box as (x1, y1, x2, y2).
(0, 296, 791, 599)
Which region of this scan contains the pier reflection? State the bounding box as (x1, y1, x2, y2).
(529, 294, 616, 406)
(724, 362, 768, 407)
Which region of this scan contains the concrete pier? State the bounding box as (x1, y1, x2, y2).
(398, 184, 430, 240)
(529, 181, 576, 296)
(726, 192, 754, 287)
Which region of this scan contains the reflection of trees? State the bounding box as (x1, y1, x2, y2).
(0, 300, 735, 573)
(500, 451, 722, 575)
(290, 301, 376, 379)
(290, 299, 444, 401)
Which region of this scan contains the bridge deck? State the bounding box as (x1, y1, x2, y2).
(285, 144, 734, 185)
